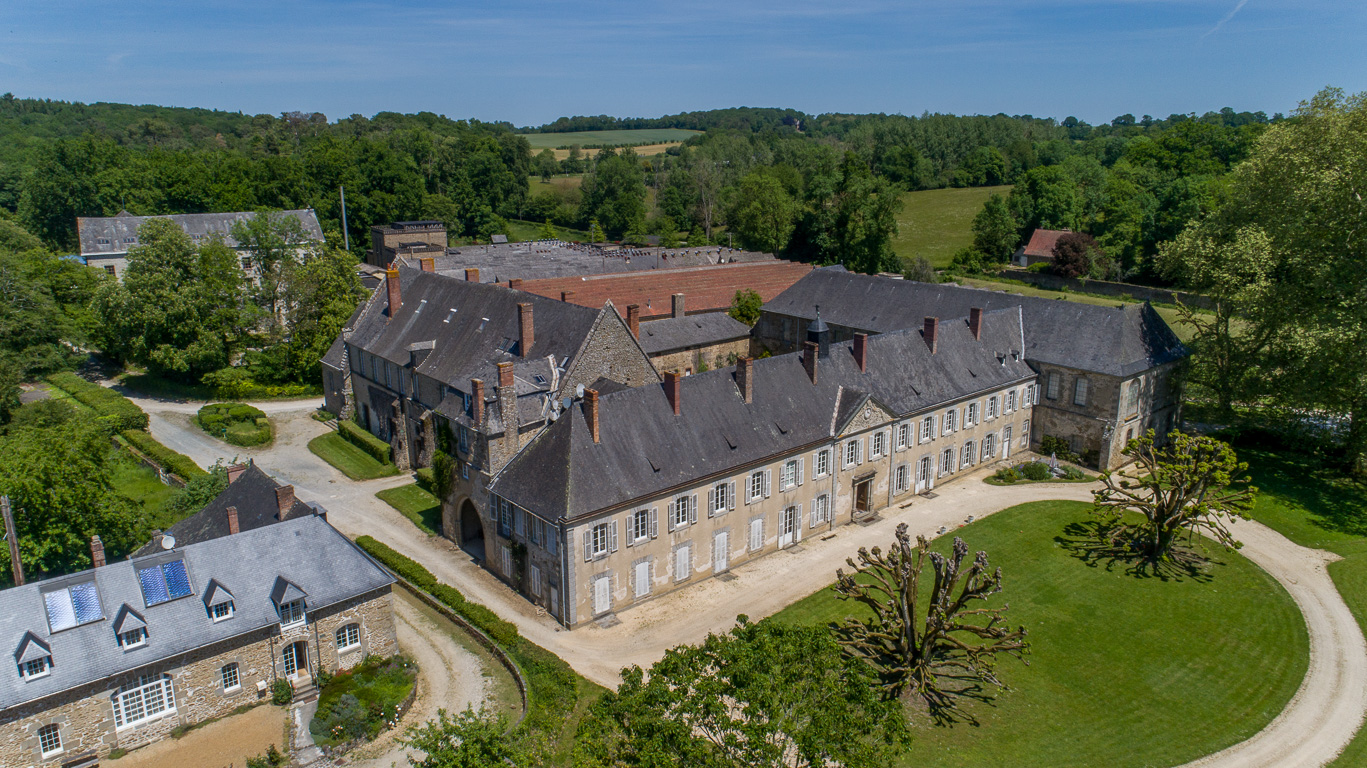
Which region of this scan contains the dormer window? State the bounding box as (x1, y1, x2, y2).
(137, 558, 193, 607)
(279, 600, 305, 627)
(22, 657, 50, 679)
(203, 579, 235, 623)
(113, 605, 148, 651)
(15, 632, 52, 681)
(212, 602, 234, 621)
(119, 628, 147, 649)
(271, 577, 308, 628)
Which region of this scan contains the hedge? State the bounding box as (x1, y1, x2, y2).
(120, 429, 208, 479)
(46, 373, 148, 432)
(354, 536, 583, 742)
(339, 420, 392, 465)
(414, 467, 436, 495)
(196, 402, 273, 447)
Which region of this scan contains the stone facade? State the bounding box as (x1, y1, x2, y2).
(368, 221, 447, 267)
(648, 336, 753, 376)
(0, 588, 395, 767)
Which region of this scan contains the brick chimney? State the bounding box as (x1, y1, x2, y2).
(386, 269, 401, 317)
(803, 341, 819, 385)
(509, 278, 524, 290)
(465, 268, 480, 282)
(226, 506, 239, 535)
(275, 485, 295, 519)
(736, 357, 753, 403)
(518, 303, 534, 357)
(420, 257, 435, 272)
(226, 463, 247, 484)
(664, 372, 682, 415)
(584, 389, 600, 443)
(561, 290, 575, 302)
(498, 361, 514, 389)
(672, 293, 686, 318)
(471, 379, 486, 426)
(90, 536, 105, 569)
(626, 304, 641, 339)
(969, 307, 983, 340)
(924, 317, 939, 354)
(853, 333, 869, 373)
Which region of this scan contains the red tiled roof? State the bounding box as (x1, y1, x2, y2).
(518, 261, 815, 319)
(1022, 229, 1071, 258)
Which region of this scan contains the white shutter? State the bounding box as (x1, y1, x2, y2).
(649, 508, 658, 539)
(750, 518, 763, 551)
(794, 510, 802, 542)
(610, 521, 619, 553)
(809, 501, 817, 528)
(708, 487, 717, 517)
(667, 502, 675, 532)
(582, 530, 591, 562)
(690, 494, 699, 524)
(744, 476, 753, 505)
(797, 458, 805, 486)
(857, 440, 863, 464)
(625, 514, 634, 547)
(727, 481, 736, 511)
(763, 470, 771, 498)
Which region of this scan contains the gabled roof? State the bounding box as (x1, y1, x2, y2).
(491, 308, 1034, 521)
(202, 580, 233, 608)
(13, 632, 49, 664)
(762, 267, 1186, 377)
(132, 463, 312, 557)
(270, 577, 307, 606)
(1021, 228, 1071, 258)
(75, 209, 324, 256)
(637, 313, 751, 355)
(111, 605, 146, 634)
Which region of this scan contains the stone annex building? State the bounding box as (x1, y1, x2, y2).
(322, 263, 1186, 629)
(0, 512, 396, 767)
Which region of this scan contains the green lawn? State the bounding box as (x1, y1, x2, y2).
(108, 449, 176, 516)
(519, 129, 700, 150)
(893, 185, 1011, 269)
(771, 500, 1308, 768)
(308, 433, 400, 481)
(506, 218, 590, 243)
(376, 483, 442, 536)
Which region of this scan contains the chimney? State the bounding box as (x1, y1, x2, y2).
(969, 307, 983, 340)
(275, 485, 295, 519)
(518, 303, 534, 357)
(471, 379, 486, 425)
(386, 269, 401, 317)
(497, 361, 514, 389)
(420, 257, 435, 273)
(226, 463, 247, 484)
(664, 372, 682, 415)
(924, 317, 939, 354)
(509, 278, 524, 290)
(585, 389, 600, 443)
(226, 506, 239, 535)
(626, 304, 641, 339)
(736, 357, 753, 403)
(671, 293, 686, 319)
(90, 536, 105, 569)
(465, 268, 480, 282)
(560, 290, 575, 302)
(803, 341, 819, 385)
(497, 362, 518, 454)
(853, 333, 868, 373)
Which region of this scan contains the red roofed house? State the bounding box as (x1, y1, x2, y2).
(1013, 229, 1071, 267)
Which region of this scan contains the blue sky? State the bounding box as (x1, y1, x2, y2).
(1, 0, 1362, 127)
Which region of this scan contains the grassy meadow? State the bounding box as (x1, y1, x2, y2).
(893, 185, 1011, 268)
(519, 128, 700, 150)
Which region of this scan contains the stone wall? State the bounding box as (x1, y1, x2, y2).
(648, 337, 753, 376)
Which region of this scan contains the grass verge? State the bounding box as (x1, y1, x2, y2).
(893, 185, 1012, 269)
(308, 433, 400, 481)
(770, 500, 1307, 768)
(377, 484, 442, 536)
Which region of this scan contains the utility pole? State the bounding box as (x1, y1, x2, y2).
(2, 496, 23, 586)
(339, 186, 350, 251)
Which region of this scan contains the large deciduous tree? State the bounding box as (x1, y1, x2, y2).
(581, 148, 647, 237)
(970, 193, 1019, 262)
(833, 523, 1028, 723)
(726, 170, 798, 254)
(576, 617, 908, 768)
(230, 210, 311, 329)
(402, 707, 523, 768)
(1092, 430, 1256, 563)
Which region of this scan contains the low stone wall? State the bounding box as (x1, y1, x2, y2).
(997, 269, 1214, 310)
(111, 436, 188, 488)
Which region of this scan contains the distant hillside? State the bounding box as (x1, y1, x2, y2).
(520, 128, 701, 149)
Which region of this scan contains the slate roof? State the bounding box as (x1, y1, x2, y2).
(76, 210, 324, 256)
(0, 515, 392, 712)
(131, 464, 314, 557)
(637, 313, 751, 355)
(517, 261, 814, 319)
(762, 267, 1186, 377)
(1020, 228, 1070, 258)
(420, 243, 774, 284)
(491, 308, 1034, 521)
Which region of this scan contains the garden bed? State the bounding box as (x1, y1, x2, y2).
(309, 655, 417, 750)
(985, 459, 1093, 486)
(195, 402, 273, 447)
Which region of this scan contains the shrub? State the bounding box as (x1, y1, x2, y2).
(993, 467, 1022, 483)
(196, 402, 272, 447)
(339, 420, 392, 465)
(246, 745, 287, 768)
(1026, 261, 1051, 273)
(45, 372, 148, 432)
(414, 467, 436, 495)
(120, 429, 207, 479)
(1020, 461, 1052, 481)
(271, 679, 293, 706)
(1062, 465, 1087, 480)
(310, 655, 417, 747)
(431, 452, 456, 501)
(1040, 435, 1081, 463)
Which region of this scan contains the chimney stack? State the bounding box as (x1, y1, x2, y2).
(509, 278, 524, 290)
(471, 379, 486, 426)
(419, 257, 435, 273)
(924, 317, 939, 354)
(560, 290, 575, 302)
(90, 536, 105, 569)
(518, 303, 534, 357)
(585, 389, 600, 443)
(226, 463, 247, 484)
(275, 485, 295, 519)
(385, 269, 401, 317)
(969, 307, 983, 340)
(664, 372, 682, 415)
(497, 361, 514, 389)
(803, 341, 819, 385)
(854, 333, 868, 373)
(226, 506, 239, 535)
(626, 304, 641, 339)
(497, 362, 518, 454)
(736, 357, 753, 403)
(671, 293, 686, 319)
(465, 268, 480, 282)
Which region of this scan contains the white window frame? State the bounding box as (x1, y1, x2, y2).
(23, 657, 50, 680)
(988, 396, 999, 420)
(749, 471, 764, 502)
(211, 601, 234, 622)
(920, 416, 933, 443)
(1007, 389, 1017, 412)
(780, 460, 797, 491)
(967, 402, 978, 426)
(812, 494, 831, 526)
(672, 495, 692, 529)
(336, 623, 361, 651)
(844, 440, 859, 468)
(962, 441, 975, 467)
(872, 431, 886, 458)
(895, 422, 910, 450)
(631, 509, 650, 542)
(38, 723, 61, 757)
(814, 449, 830, 477)
(1022, 419, 1031, 447)
(279, 599, 306, 628)
(712, 482, 731, 515)
(941, 447, 955, 476)
(221, 663, 240, 692)
(119, 628, 147, 649)
(1025, 384, 1036, 406)
(983, 433, 997, 460)
(895, 464, 910, 493)
(943, 408, 956, 435)
(113, 674, 176, 730)
(591, 523, 611, 557)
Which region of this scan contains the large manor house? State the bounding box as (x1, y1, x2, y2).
(325, 251, 1185, 629)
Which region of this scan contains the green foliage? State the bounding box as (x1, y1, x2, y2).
(0, 240, 100, 379)
(1040, 435, 1081, 463)
(120, 428, 207, 480)
(271, 679, 293, 706)
(376, 484, 442, 536)
(308, 433, 400, 480)
(403, 707, 524, 768)
(196, 402, 272, 446)
(581, 149, 647, 237)
(339, 420, 393, 465)
(537, 218, 558, 240)
(728, 289, 763, 326)
(587, 218, 606, 243)
(431, 451, 457, 502)
(1021, 461, 1053, 481)
(245, 745, 288, 768)
(310, 655, 417, 747)
(946, 246, 988, 275)
(45, 372, 148, 432)
(156, 463, 229, 524)
(727, 170, 798, 254)
(902, 255, 936, 283)
(992, 467, 1024, 483)
(971, 193, 1019, 261)
(1050, 232, 1108, 279)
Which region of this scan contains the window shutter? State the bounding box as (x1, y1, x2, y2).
(667, 502, 675, 532)
(763, 470, 771, 498)
(744, 477, 753, 506)
(628, 563, 635, 595)
(708, 487, 717, 517)
(610, 521, 619, 553)
(794, 510, 802, 542)
(650, 508, 658, 539)
(690, 494, 699, 524)
(857, 440, 863, 464)
(583, 530, 591, 562)
(809, 501, 817, 528)
(727, 481, 736, 511)
(797, 458, 805, 485)
(625, 515, 634, 547)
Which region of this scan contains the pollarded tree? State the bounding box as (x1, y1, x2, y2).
(833, 524, 1028, 724)
(1092, 429, 1256, 563)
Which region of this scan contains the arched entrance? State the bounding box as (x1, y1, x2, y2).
(459, 500, 485, 560)
(283, 641, 309, 679)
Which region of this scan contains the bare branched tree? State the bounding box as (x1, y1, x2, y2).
(833, 524, 1028, 724)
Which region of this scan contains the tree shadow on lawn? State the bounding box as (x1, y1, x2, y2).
(1055, 521, 1223, 583)
(1243, 449, 1367, 538)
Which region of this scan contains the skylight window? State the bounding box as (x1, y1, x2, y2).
(43, 581, 103, 632)
(415, 299, 428, 314)
(137, 560, 192, 606)
(444, 309, 456, 323)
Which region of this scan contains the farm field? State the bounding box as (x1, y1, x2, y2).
(520, 128, 700, 149)
(770, 500, 1307, 768)
(893, 184, 1011, 268)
